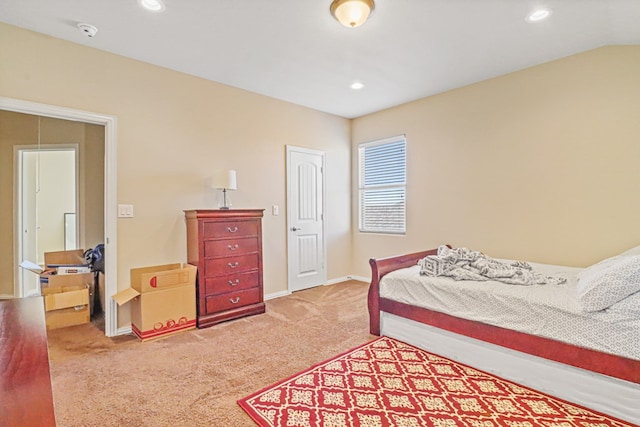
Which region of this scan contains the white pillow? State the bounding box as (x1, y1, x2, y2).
(576, 255, 640, 312)
(576, 244, 640, 281)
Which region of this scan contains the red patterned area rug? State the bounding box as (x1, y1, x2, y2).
(238, 336, 636, 427)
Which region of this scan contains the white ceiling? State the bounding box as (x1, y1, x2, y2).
(1, 0, 639, 118)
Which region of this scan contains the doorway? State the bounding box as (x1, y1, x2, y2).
(0, 96, 119, 337)
(286, 145, 327, 292)
(17, 146, 78, 297)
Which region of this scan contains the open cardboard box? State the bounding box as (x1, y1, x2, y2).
(20, 249, 88, 278)
(41, 273, 92, 330)
(113, 263, 197, 341)
(40, 249, 89, 282)
(44, 249, 86, 267)
(19, 249, 93, 329)
(42, 285, 90, 329)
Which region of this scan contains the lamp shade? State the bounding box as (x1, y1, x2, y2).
(330, 0, 375, 28)
(211, 170, 237, 190)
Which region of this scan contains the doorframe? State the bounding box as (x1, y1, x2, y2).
(285, 145, 327, 293)
(1, 96, 119, 337)
(15, 144, 80, 298)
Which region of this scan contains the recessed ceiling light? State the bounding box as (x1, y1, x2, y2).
(527, 8, 551, 22)
(350, 81, 365, 90)
(139, 0, 166, 12)
(77, 23, 98, 38)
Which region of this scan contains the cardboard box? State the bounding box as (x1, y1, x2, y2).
(19, 249, 87, 280)
(42, 284, 87, 310)
(113, 263, 197, 341)
(41, 272, 96, 315)
(37, 249, 89, 284)
(44, 249, 86, 267)
(40, 250, 93, 328)
(45, 305, 90, 330)
(41, 271, 94, 292)
(42, 282, 90, 329)
(18, 249, 93, 328)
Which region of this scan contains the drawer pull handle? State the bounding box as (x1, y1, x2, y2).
(227, 244, 239, 251)
(228, 262, 239, 268)
(230, 297, 241, 304)
(228, 279, 240, 286)
(227, 226, 238, 233)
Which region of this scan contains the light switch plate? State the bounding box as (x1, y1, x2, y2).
(272, 205, 279, 216)
(118, 204, 134, 218)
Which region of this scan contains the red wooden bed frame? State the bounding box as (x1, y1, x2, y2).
(368, 248, 640, 384)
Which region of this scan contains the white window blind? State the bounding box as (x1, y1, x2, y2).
(358, 135, 406, 234)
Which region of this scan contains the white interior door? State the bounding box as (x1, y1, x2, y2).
(19, 150, 39, 297)
(17, 147, 77, 297)
(286, 146, 326, 292)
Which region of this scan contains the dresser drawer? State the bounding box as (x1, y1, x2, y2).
(203, 220, 258, 239)
(205, 287, 261, 313)
(204, 253, 259, 277)
(203, 237, 259, 258)
(203, 271, 259, 295)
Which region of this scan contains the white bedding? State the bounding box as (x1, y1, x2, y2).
(379, 262, 640, 360)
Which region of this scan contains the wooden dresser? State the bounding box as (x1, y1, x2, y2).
(185, 209, 266, 328)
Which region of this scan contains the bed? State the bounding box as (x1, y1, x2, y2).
(367, 246, 640, 424)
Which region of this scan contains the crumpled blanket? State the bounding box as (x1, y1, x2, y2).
(418, 245, 566, 286)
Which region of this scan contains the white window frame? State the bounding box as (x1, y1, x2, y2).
(358, 135, 407, 234)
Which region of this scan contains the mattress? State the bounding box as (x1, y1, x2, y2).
(379, 262, 640, 360)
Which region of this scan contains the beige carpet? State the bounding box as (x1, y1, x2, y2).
(47, 280, 373, 427)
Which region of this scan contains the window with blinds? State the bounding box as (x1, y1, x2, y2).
(358, 135, 406, 234)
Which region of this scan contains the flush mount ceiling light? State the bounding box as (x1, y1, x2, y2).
(139, 0, 166, 12)
(350, 81, 365, 90)
(330, 0, 375, 28)
(527, 8, 551, 22)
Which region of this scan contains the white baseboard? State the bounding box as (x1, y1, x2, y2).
(324, 275, 369, 285)
(347, 275, 370, 283)
(265, 290, 289, 300)
(265, 276, 369, 301)
(0, 293, 14, 300)
(115, 326, 132, 336)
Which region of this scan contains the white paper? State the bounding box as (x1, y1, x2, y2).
(19, 260, 44, 274)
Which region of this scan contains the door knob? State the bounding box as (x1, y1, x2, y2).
(291, 226, 302, 231)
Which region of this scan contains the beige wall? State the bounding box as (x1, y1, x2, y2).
(0, 110, 104, 296)
(0, 23, 352, 324)
(351, 46, 640, 277)
(5, 21, 637, 324)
